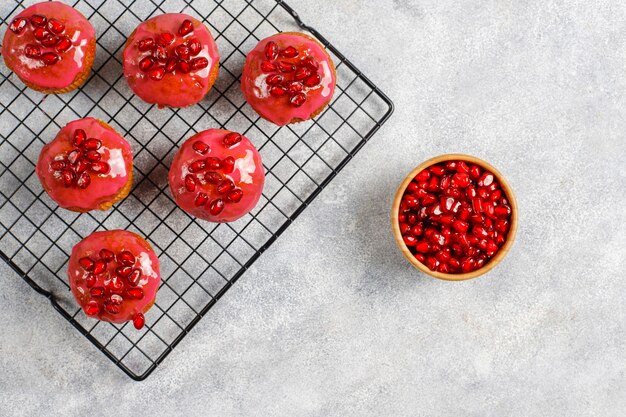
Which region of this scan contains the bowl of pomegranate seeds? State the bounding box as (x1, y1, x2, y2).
(392, 154, 518, 280)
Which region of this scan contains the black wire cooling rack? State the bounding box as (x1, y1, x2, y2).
(0, 0, 393, 380)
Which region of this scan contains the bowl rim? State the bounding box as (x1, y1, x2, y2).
(391, 154, 518, 281)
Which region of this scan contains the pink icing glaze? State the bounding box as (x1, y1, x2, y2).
(68, 230, 161, 325)
(240, 32, 336, 126)
(169, 129, 265, 222)
(36, 118, 133, 211)
(2, 1, 95, 90)
(122, 13, 219, 108)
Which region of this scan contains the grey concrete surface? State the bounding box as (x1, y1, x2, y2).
(2, 0, 626, 416)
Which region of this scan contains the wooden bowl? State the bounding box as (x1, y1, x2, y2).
(391, 154, 518, 281)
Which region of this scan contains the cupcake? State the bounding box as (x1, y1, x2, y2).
(168, 129, 265, 222)
(240, 32, 336, 126)
(122, 13, 220, 108)
(2, 1, 96, 94)
(36, 118, 133, 212)
(68, 230, 161, 329)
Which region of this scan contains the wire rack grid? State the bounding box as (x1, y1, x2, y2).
(0, 0, 393, 380)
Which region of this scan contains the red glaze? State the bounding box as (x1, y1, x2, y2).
(36, 118, 133, 211)
(241, 32, 336, 126)
(2, 1, 95, 90)
(397, 161, 513, 274)
(68, 230, 160, 328)
(168, 129, 265, 222)
(123, 14, 219, 108)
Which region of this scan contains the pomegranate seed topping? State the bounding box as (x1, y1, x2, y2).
(288, 81, 303, 93)
(303, 73, 322, 87)
(126, 287, 144, 299)
(192, 141, 210, 154)
(261, 61, 277, 72)
(76, 172, 91, 189)
(289, 92, 307, 107)
(149, 66, 165, 81)
(133, 313, 145, 330)
(99, 248, 115, 262)
(85, 150, 101, 162)
(178, 19, 194, 36)
(104, 301, 120, 314)
(494, 205, 511, 218)
(137, 38, 155, 51)
(154, 46, 168, 62)
(47, 18, 65, 34)
(302, 57, 319, 70)
(184, 174, 197, 192)
(139, 56, 154, 72)
(223, 132, 242, 147)
(24, 44, 41, 59)
(403, 235, 417, 246)
(128, 268, 142, 286)
(189, 159, 207, 173)
(61, 169, 75, 187)
(41, 52, 60, 65)
(165, 57, 178, 73)
(83, 138, 101, 150)
(206, 157, 222, 170)
(227, 189, 243, 203)
(116, 265, 132, 278)
(92, 260, 106, 274)
(90, 287, 104, 298)
(216, 179, 235, 194)
(106, 276, 124, 293)
(118, 251, 135, 266)
(9, 18, 28, 34)
(280, 46, 299, 58)
(204, 172, 222, 184)
(469, 165, 482, 180)
(72, 129, 86, 147)
(278, 61, 295, 72)
(209, 198, 225, 215)
(33, 27, 47, 41)
(269, 85, 287, 97)
(50, 160, 66, 171)
(76, 158, 90, 174)
(89, 161, 110, 174)
(187, 38, 201, 55)
(177, 60, 191, 73)
(294, 67, 311, 80)
(191, 57, 208, 70)
(265, 41, 278, 60)
(175, 44, 190, 60)
(55, 36, 72, 53)
(266, 74, 284, 85)
(85, 301, 100, 316)
(79, 257, 95, 271)
(222, 156, 235, 173)
(478, 173, 494, 187)
(195, 192, 208, 207)
(157, 32, 175, 46)
(41, 34, 58, 47)
(30, 15, 47, 27)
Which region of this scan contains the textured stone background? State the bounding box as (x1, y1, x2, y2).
(2, 0, 626, 416)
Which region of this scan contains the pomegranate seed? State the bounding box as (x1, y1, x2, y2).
(85, 150, 101, 162)
(195, 192, 208, 207)
(9, 17, 28, 34)
(86, 276, 97, 289)
(189, 159, 207, 172)
(47, 18, 65, 34)
(92, 260, 106, 274)
(227, 188, 243, 203)
(165, 57, 178, 73)
(72, 129, 86, 147)
(85, 301, 99, 316)
(461, 257, 476, 273)
(288, 81, 303, 93)
(137, 38, 155, 51)
(223, 132, 242, 147)
(204, 172, 222, 184)
(117, 251, 135, 266)
(157, 32, 175, 46)
(75, 158, 90, 173)
(50, 160, 65, 171)
(278, 61, 295, 72)
(303, 56, 319, 70)
(191, 57, 208, 70)
(104, 302, 120, 314)
(184, 174, 197, 192)
(216, 179, 234, 194)
(403, 235, 417, 246)
(404, 195, 419, 208)
(294, 66, 311, 80)
(415, 241, 430, 253)
(416, 170, 430, 182)
(494, 205, 511, 218)
(266, 74, 284, 85)
(90, 287, 104, 298)
(469, 165, 482, 180)
(495, 219, 509, 233)
(89, 161, 110, 174)
(79, 257, 95, 271)
(280, 46, 298, 58)
(61, 169, 75, 187)
(261, 61, 277, 72)
(83, 138, 101, 150)
(452, 173, 471, 188)
(128, 268, 142, 286)
(222, 156, 235, 173)
(472, 198, 483, 213)
(175, 44, 190, 60)
(187, 38, 202, 55)
(192, 141, 210, 154)
(126, 287, 144, 299)
(41, 52, 60, 65)
(209, 198, 225, 215)
(40, 35, 58, 47)
(76, 172, 91, 189)
(99, 248, 115, 262)
(478, 173, 494, 187)
(139, 56, 154, 72)
(206, 157, 222, 170)
(133, 313, 145, 330)
(178, 60, 191, 73)
(116, 265, 132, 278)
(265, 41, 278, 60)
(149, 66, 165, 81)
(303, 73, 322, 87)
(106, 276, 124, 293)
(269, 86, 287, 97)
(33, 27, 47, 41)
(430, 165, 446, 176)
(55, 36, 72, 53)
(178, 19, 194, 36)
(30, 15, 47, 27)
(68, 150, 82, 164)
(24, 44, 41, 59)
(154, 46, 168, 62)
